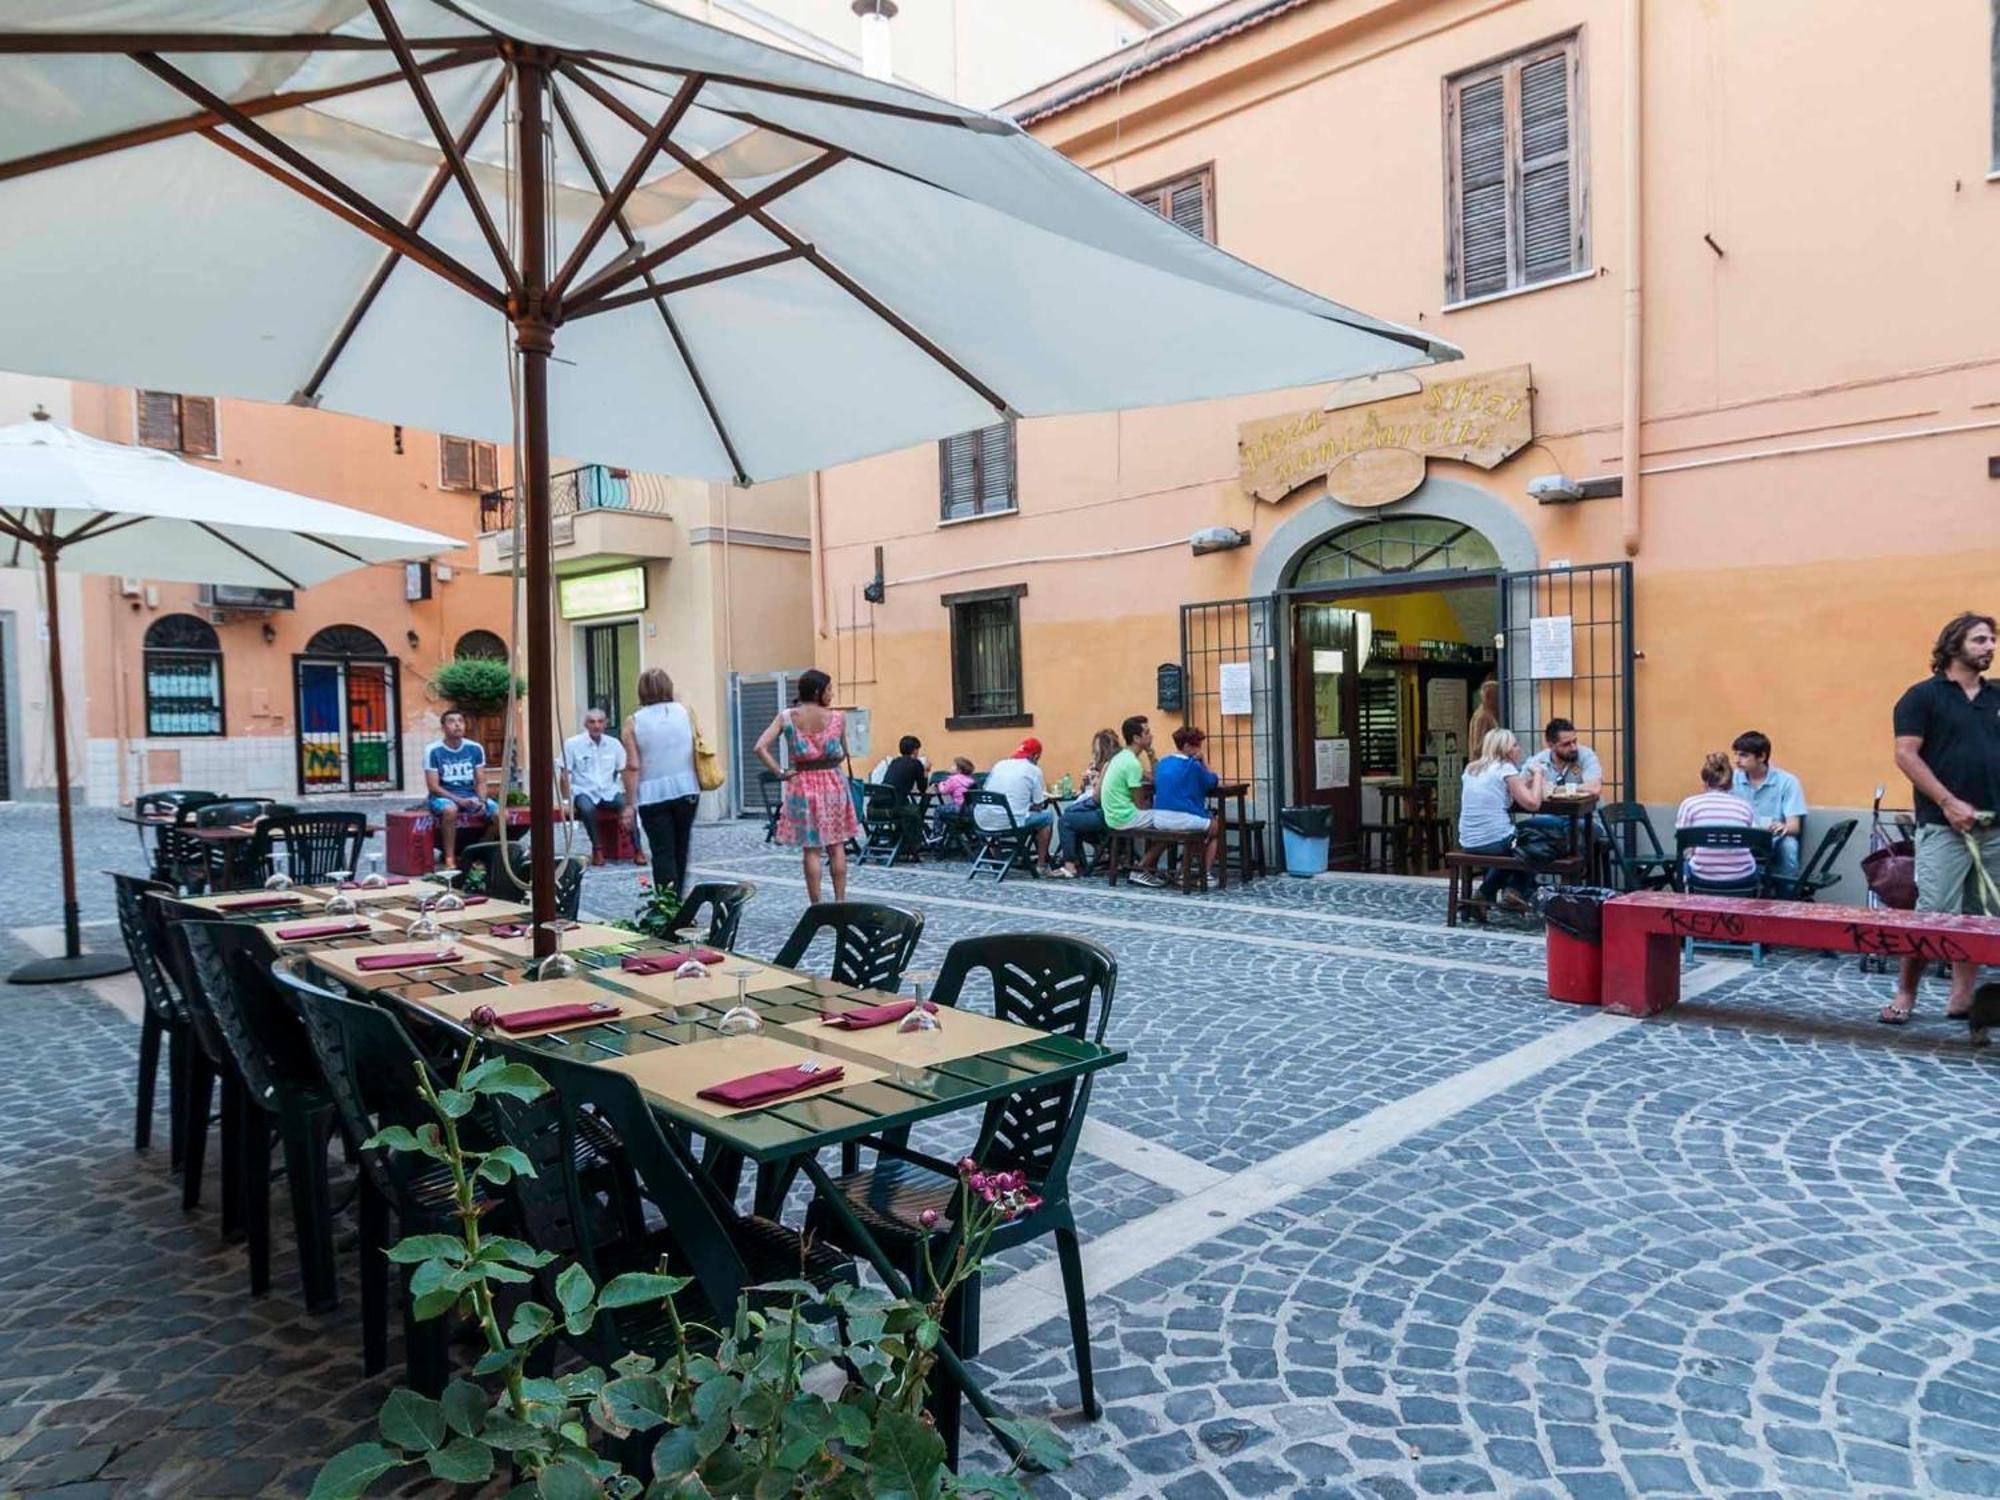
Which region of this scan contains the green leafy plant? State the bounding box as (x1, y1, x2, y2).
(609, 880, 683, 940)
(312, 1036, 1063, 1499)
(432, 657, 526, 712)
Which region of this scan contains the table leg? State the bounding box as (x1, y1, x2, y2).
(797, 1156, 1026, 1467)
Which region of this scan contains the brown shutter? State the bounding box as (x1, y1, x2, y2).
(1167, 178, 1210, 240)
(439, 435, 474, 490)
(178, 397, 218, 457)
(1454, 74, 1509, 299)
(939, 432, 978, 519)
(977, 422, 1015, 513)
(136, 390, 181, 451)
(473, 441, 499, 492)
(1517, 51, 1575, 282)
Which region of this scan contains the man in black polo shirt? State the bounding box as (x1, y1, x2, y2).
(1885, 611, 2000, 1024)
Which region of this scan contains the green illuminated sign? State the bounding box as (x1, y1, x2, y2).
(558, 566, 647, 620)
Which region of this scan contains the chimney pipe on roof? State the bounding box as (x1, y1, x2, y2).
(853, 0, 897, 81)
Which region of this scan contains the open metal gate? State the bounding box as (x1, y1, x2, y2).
(1179, 596, 1283, 819)
(1497, 561, 1636, 804)
(727, 669, 812, 818)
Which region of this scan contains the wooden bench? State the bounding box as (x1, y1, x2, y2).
(1444, 850, 1586, 926)
(1108, 827, 1219, 892)
(1602, 892, 2000, 1016)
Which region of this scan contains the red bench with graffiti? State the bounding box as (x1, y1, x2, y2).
(1600, 891, 2000, 1017)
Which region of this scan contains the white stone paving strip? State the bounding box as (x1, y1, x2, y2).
(691, 865, 1544, 979)
(1077, 1120, 1231, 1193)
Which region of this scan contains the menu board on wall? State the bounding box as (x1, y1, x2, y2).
(1218, 661, 1253, 716)
(1426, 677, 1468, 745)
(1530, 615, 1574, 680)
(1314, 737, 1350, 791)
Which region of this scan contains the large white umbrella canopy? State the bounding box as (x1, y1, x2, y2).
(0, 1, 1459, 967)
(0, 416, 458, 984)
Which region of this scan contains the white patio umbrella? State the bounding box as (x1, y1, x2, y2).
(0, 414, 459, 984)
(0, 2, 1461, 952)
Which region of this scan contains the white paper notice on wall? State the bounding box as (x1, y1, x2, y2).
(1314, 737, 1350, 791)
(1218, 661, 1253, 716)
(1426, 677, 1468, 743)
(1529, 615, 1574, 680)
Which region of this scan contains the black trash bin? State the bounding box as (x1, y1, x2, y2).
(1536, 886, 1618, 1005)
(1280, 806, 1333, 877)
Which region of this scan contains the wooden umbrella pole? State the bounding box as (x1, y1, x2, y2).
(40, 540, 81, 959)
(514, 52, 558, 959)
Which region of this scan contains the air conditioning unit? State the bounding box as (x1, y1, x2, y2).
(198, 583, 296, 612)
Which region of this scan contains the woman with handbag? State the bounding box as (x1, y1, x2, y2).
(620, 667, 714, 901)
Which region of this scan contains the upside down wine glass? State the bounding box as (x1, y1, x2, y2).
(897, 969, 942, 1035)
(716, 965, 764, 1036)
(433, 866, 466, 914)
(262, 848, 293, 895)
(324, 871, 357, 919)
(407, 894, 442, 942)
(359, 852, 389, 891)
(534, 919, 580, 982)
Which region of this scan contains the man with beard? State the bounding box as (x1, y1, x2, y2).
(1884, 611, 2000, 1026)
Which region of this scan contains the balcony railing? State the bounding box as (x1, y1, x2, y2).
(478, 463, 673, 536)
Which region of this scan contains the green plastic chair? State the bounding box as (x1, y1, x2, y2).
(771, 901, 924, 992)
(111, 873, 188, 1163)
(676, 881, 755, 950)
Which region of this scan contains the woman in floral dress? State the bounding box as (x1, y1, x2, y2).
(753, 669, 860, 903)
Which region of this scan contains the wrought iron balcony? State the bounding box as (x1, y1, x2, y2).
(478, 463, 672, 536)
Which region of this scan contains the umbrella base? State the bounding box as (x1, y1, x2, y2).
(9, 950, 134, 985)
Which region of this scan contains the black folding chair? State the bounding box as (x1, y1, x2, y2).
(858, 784, 918, 867)
(965, 790, 1038, 883)
(757, 771, 784, 843)
(1597, 801, 1677, 891)
(1674, 826, 1774, 963)
(1769, 817, 1858, 903)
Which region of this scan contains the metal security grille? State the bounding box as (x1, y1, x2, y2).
(294, 643, 402, 795)
(1496, 561, 1635, 804)
(142, 613, 224, 737)
(1180, 595, 1281, 818)
(950, 595, 1021, 718)
(728, 670, 809, 817)
(582, 623, 628, 725)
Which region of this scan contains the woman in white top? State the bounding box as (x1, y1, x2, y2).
(1675, 751, 1759, 885)
(1457, 727, 1547, 911)
(620, 667, 701, 900)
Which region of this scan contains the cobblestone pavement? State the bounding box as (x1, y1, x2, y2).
(0, 806, 1993, 1497)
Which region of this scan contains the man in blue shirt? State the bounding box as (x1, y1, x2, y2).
(1730, 729, 1807, 882)
(425, 710, 497, 868)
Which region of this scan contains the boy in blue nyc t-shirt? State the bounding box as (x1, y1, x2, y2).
(424, 710, 498, 867)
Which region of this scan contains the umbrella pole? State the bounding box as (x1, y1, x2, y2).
(516, 53, 557, 960)
(10, 542, 132, 984)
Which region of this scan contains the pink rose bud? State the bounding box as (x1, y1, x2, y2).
(918, 1208, 940, 1229)
(469, 1005, 499, 1029)
(958, 1157, 979, 1177)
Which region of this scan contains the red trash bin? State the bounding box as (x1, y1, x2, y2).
(1546, 928, 1603, 1006)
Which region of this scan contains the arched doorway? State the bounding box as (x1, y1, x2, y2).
(294, 624, 402, 793)
(453, 628, 508, 661)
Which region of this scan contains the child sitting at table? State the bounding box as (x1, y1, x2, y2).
(937, 755, 976, 811)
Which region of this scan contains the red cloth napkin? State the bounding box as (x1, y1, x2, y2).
(353, 949, 462, 973)
(218, 895, 302, 913)
(697, 1062, 844, 1107)
(822, 1000, 937, 1030)
(622, 951, 722, 976)
(488, 923, 530, 938)
(339, 877, 410, 889)
(493, 1001, 620, 1033)
(274, 920, 371, 941)
(460, 895, 489, 906)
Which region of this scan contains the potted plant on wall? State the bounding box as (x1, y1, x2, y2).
(428, 656, 524, 766)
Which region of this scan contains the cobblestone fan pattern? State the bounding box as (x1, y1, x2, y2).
(0, 807, 1992, 1497)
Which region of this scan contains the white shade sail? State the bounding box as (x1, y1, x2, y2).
(0, 1, 1457, 485)
(0, 420, 459, 585)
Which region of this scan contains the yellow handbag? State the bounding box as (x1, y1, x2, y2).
(685, 703, 725, 793)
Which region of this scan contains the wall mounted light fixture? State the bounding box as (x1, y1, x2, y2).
(260, 622, 276, 644)
(406, 628, 421, 649)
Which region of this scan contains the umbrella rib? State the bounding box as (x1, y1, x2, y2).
(565, 49, 989, 130)
(366, 0, 520, 300)
(550, 80, 751, 485)
(298, 534, 370, 566)
(59, 512, 145, 548)
(0, 49, 490, 187)
(569, 247, 806, 318)
(560, 65, 1012, 419)
(191, 522, 305, 591)
(546, 71, 705, 305)
(297, 66, 512, 405)
(0, 33, 495, 54)
(0, 508, 43, 549)
(134, 53, 507, 312)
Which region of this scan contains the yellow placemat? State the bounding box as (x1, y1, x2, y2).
(458, 922, 640, 960)
(403, 976, 661, 1037)
(611, 960, 801, 1008)
(252, 913, 401, 945)
(778, 1004, 1047, 1069)
(377, 898, 534, 928)
(170, 890, 325, 915)
(313, 942, 488, 988)
(601, 1035, 882, 1118)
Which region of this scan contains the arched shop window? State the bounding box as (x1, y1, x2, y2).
(454, 628, 508, 661)
(305, 623, 388, 657)
(1290, 515, 1501, 586)
(142, 613, 224, 736)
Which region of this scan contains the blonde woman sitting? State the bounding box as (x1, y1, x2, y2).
(1456, 727, 1547, 913)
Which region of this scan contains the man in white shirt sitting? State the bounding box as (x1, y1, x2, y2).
(977, 738, 1056, 871)
(561, 708, 635, 867)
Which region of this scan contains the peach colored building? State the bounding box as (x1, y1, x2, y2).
(813, 0, 2000, 867)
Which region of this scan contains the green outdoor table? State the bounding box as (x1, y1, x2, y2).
(296, 933, 1125, 1460)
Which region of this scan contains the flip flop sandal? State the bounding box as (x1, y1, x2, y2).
(1878, 1001, 1915, 1026)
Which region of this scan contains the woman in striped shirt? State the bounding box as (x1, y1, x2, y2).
(1676, 751, 1758, 883)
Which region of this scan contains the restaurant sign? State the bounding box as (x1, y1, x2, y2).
(1238, 363, 1533, 508)
(558, 565, 647, 620)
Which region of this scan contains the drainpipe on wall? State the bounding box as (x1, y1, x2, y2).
(810, 470, 830, 640)
(1620, 0, 1644, 557)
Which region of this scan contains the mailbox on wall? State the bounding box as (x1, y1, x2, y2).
(1156, 662, 1184, 714)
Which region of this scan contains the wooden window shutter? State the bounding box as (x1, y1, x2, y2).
(178, 397, 218, 457)
(939, 431, 978, 519)
(976, 422, 1014, 513)
(1130, 168, 1214, 243)
(439, 435, 474, 490)
(1517, 51, 1575, 282)
(1453, 74, 1509, 299)
(136, 390, 181, 451)
(472, 441, 499, 492)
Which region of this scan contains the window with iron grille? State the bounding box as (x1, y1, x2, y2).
(1443, 33, 1588, 303)
(440, 434, 500, 492)
(142, 613, 224, 736)
(944, 584, 1029, 728)
(1129, 166, 1214, 242)
(136, 391, 219, 457)
(938, 421, 1016, 521)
